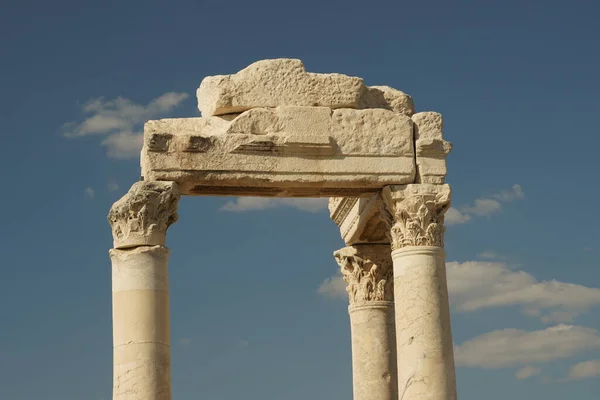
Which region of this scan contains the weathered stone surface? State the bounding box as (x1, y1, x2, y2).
(111, 245, 172, 400)
(108, 181, 180, 249)
(379, 184, 457, 400)
(142, 106, 415, 197)
(391, 247, 457, 400)
(412, 112, 452, 184)
(360, 85, 415, 116)
(380, 184, 451, 251)
(329, 195, 389, 245)
(197, 59, 366, 116)
(334, 245, 394, 305)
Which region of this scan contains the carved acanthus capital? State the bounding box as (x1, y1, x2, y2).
(334, 245, 393, 305)
(108, 181, 180, 249)
(380, 184, 451, 250)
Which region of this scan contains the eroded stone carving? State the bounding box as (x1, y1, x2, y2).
(328, 195, 389, 245)
(412, 112, 452, 184)
(334, 245, 394, 305)
(108, 181, 180, 249)
(360, 85, 415, 116)
(380, 184, 451, 250)
(197, 59, 366, 116)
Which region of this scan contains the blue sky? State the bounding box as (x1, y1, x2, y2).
(1, 0, 599, 399)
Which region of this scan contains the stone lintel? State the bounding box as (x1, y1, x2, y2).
(141, 107, 415, 197)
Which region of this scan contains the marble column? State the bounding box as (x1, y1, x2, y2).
(334, 244, 397, 400)
(381, 184, 457, 400)
(107, 181, 180, 400)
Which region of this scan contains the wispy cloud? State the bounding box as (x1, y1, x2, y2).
(317, 275, 347, 299)
(62, 92, 189, 159)
(564, 359, 600, 381)
(107, 180, 119, 192)
(454, 325, 600, 369)
(84, 187, 95, 199)
(446, 184, 524, 225)
(515, 366, 541, 380)
(477, 251, 500, 260)
(220, 197, 329, 213)
(447, 260, 600, 323)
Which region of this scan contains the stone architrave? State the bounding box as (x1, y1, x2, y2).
(141, 106, 415, 197)
(108, 181, 180, 400)
(380, 184, 457, 400)
(334, 245, 397, 400)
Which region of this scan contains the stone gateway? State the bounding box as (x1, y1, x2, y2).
(108, 59, 456, 400)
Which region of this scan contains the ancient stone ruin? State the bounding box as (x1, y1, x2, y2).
(108, 59, 456, 400)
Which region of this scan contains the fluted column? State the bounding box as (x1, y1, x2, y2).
(381, 184, 457, 400)
(107, 181, 180, 400)
(334, 244, 397, 400)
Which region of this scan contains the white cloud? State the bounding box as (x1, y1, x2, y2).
(107, 181, 119, 192)
(447, 261, 600, 323)
(84, 187, 95, 199)
(445, 207, 472, 225)
(447, 184, 524, 225)
(63, 92, 189, 159)
(220, 197, 329, 213)
(565, 359, 600, 381)
(492, 184, 525, 202)
(461, 198, 502, 216)
(101, 130, 144, 159)
(515, 366, 541, 380)
(454, 325, 600, 368)
(317, 275, 347, 299)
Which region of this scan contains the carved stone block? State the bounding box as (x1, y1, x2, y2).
(141, 106, 415, 197)
(328, 195, 389, 245)
(108, 181, 180, 249)
(412, 112, 452, 184)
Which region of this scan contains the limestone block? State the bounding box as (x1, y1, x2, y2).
(329, 195, 389, 245)
(108, 181, 180, 249)
(141, 106, 415, 197)
(411, 112, 452, 184)
(360, 85, 415, 116)
(197, 59, 366, 116)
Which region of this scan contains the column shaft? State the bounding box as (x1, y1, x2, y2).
(349, 301, 397, 400)
(108, 181, 180, 400)
(110, 246, 172, 400)
(380, 183, 456, 400)
(392, 247, 456, 400)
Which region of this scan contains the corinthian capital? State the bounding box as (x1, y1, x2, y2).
(334, 245, 393, 306)
(108, 181, 180, 249)
(380, 184, 451, 250)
